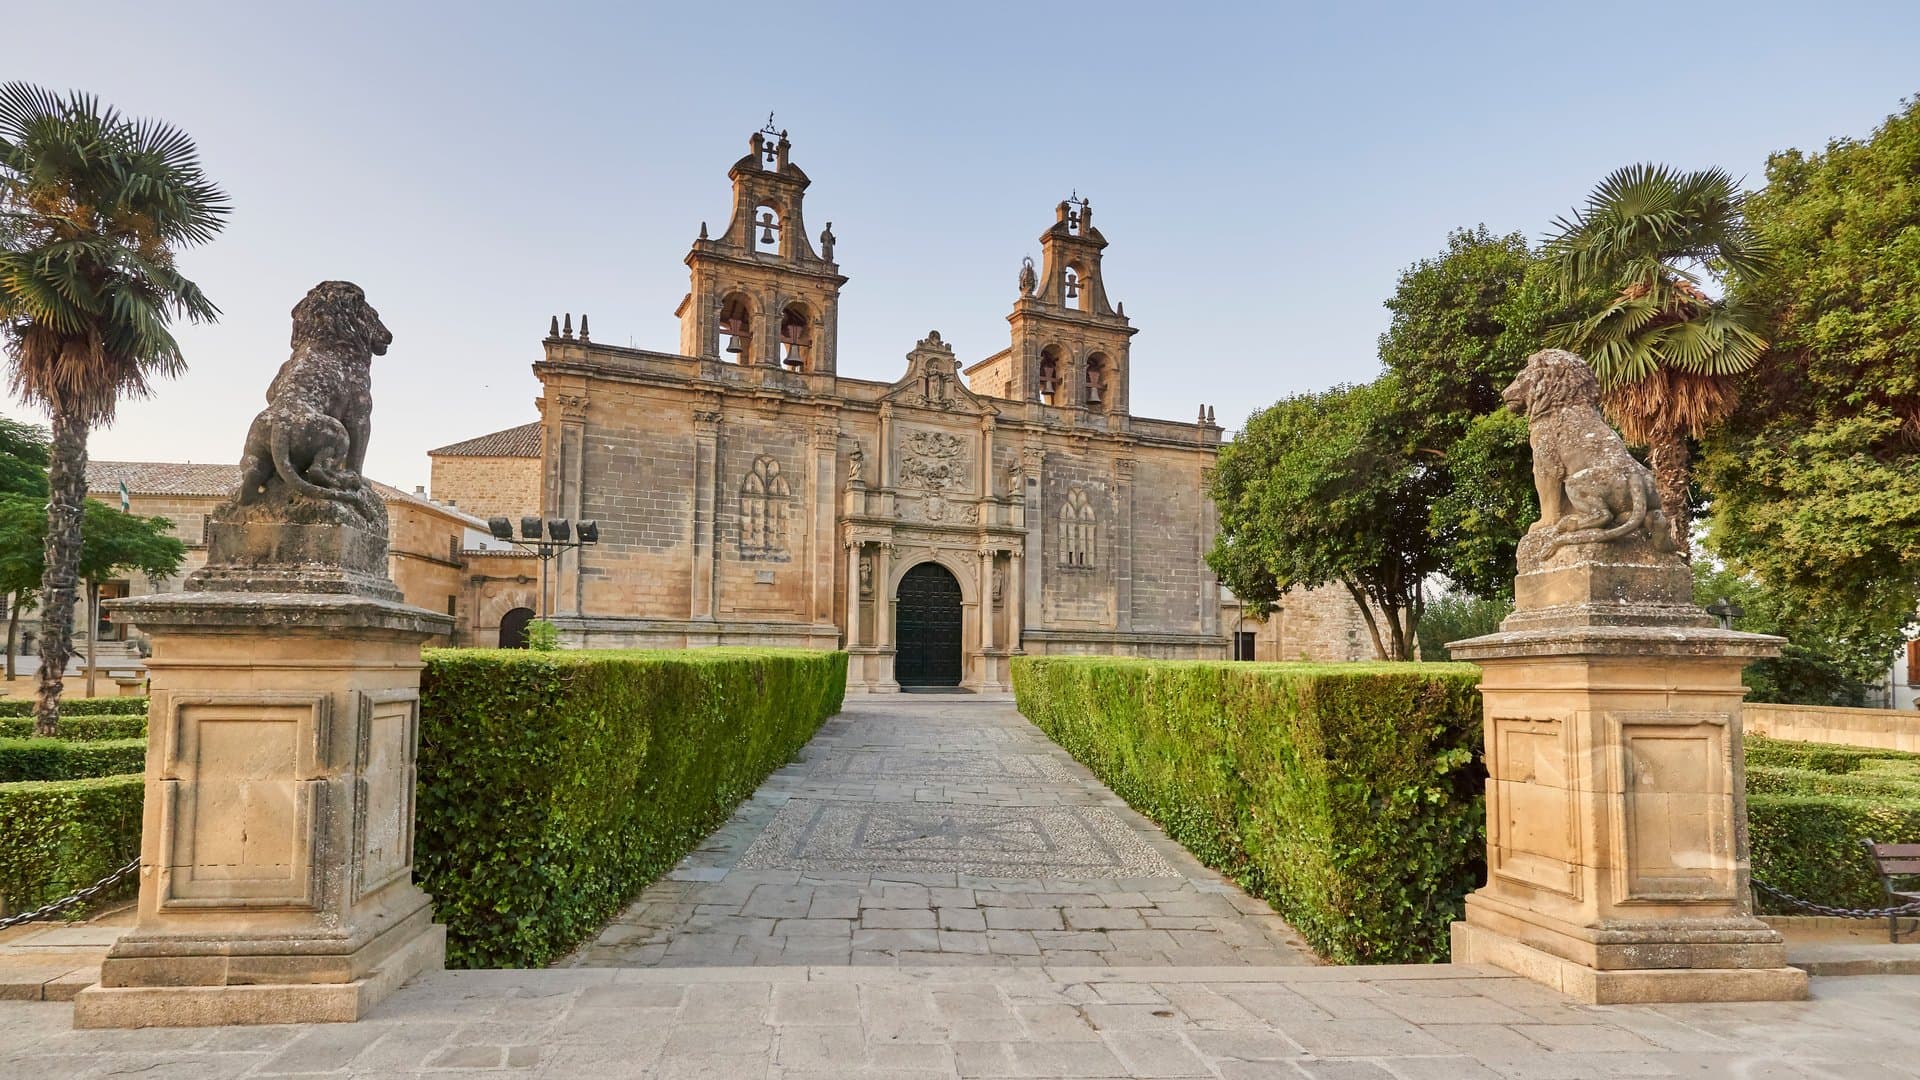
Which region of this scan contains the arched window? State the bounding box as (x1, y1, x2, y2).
(754, 204, 782, 256)
(1063, 265, 1089, 312)
(780, 303, 811, 370)
(1059, 488, 1097, 568)
(718, 292, 753, 362)
(1084, 353, 1109, 410)
(1038, 346, 1062, 405)
(739, 455, 793, 559)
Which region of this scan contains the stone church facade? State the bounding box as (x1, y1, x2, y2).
(442, 127, 1236, 691)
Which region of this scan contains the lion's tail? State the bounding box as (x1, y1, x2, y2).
(269, 422, 354, 506)
(1549, 480, 1649, 550)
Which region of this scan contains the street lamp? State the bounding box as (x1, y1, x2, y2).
(487, 515, 600, 619)
(1705, 596, 1745, 631)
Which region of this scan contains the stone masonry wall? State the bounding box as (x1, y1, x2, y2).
(429, 455, 542, 523)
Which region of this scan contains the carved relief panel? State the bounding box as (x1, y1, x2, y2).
(1608, 710, 1736, 902)
(739, 454, 793, 560)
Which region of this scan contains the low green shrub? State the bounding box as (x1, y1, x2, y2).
(0, 737, 146, 782)
(1748, 793, 1920, 912)
(1746, 764, 1920, 801)
(0, 774, 143, 916)
(1012, 656, 1484, 964)
(0, 714, 147, 740)
(1743, 735, 1920, 775)
(415, 647, 845, 968)
(0, 697, 148, 718)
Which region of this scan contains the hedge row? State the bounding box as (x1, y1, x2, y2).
(1744, 735, 1920, 775)
(0, 697, 148, 718)
(1011, 656, 1484, 964)
(0, 715, 148, 740)
(415, 647, 846, 968)
(1749, 793, 1920, 912)
(1747, 764, 1920, 801)
(0, 738, 147, 782)
(0, 774, 143, 917)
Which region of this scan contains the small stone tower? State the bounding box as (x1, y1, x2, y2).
(1004, 196, 1137, 414)
(676, 120, 846, 372)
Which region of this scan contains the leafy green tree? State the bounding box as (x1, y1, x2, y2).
(1414, 591, 1513, 662)
(1703, 97, 1920, 649)
(1692, 561, 1898, 706)
(1377, 227, 1552, 597)
(0, 419, 46, 680)
(1208, 379, 1444, 660)
(1544, 164, 1774, 551)
(0, 84, 228, 734)
(75, 500, 185, 695)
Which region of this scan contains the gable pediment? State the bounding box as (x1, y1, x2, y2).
(882, 331, 998, 417)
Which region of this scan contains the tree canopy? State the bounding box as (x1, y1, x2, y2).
(1703, 96, 1920, 659)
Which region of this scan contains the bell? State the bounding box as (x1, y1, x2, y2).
(761, 225, 777, 244)
(1087, 382, 1102, 404)
(725, 335, 744, 355)
(1064, 277, 1079, 300)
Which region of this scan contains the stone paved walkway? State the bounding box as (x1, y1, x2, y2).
(565, 696, 1317, 968)
(5, 965, 1920, 1077)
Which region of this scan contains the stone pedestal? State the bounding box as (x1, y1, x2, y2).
(73, 591, 452, 1027)
(1447, 535, 1807, 1004)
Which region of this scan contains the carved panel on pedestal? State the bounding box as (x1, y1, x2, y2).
(353, 689, 420, 901)
(1488, 714, 1580, 899)
(1608, 710, 1736, 902)
(156, 693, 328, 911)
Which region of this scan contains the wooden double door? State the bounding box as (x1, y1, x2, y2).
(894, 562, 963, 687)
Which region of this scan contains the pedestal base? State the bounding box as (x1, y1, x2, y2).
(74, 924, 444, 1028)
(1451, 921, 1806, 1004)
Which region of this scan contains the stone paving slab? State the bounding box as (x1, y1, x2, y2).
(566, 698, 1318, 968)
(3, 965, 1919, 1077)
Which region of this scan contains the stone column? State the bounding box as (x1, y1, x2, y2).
(1446, 349, 1806, 1006)
(689, 398, 721, 630)
(1114, 455, 1134, 634)
(844, 540, 863, 649)
(1007, 548, 1025, 654)
(978, 549, 995, 654)
(873, 542, 898, 692)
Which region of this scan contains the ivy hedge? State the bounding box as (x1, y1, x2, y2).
(0, 737, 147, 782)
(1011, 656, 1484, 964)
(0, 697, 148, 719)
(0, 774, 143, 916)
(415, 647, 845, 968)
(1745, 736, 1920, 912)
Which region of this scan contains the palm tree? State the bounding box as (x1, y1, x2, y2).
(0, 84, 228, 734)
(1543, 164, 1772, 553)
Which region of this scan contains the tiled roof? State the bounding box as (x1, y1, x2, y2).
(428, 421, 541, 458)
(86, 461, 487, 528)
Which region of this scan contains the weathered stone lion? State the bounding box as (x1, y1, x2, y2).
(1502, 349, 1675, 553)
(236, 281, 391, 524)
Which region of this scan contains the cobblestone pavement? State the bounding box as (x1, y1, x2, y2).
(5, 965, 1920, 1077)
(565, 696, 1318, 968)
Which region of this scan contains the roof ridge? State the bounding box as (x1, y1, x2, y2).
(428, 421, 542, 458)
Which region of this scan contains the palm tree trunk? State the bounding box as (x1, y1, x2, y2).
(34, 405, 87, 737)
(84, 580, 99, 699)
(1646, 423, 1692, 557)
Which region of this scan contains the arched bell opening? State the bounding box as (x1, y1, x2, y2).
(1038, 345, 1063, 406)
(753, 204, 782, 256)
(780, 302, 812, 371)
(718, 292, 754, 363)
(1084, 352, 1110, 412)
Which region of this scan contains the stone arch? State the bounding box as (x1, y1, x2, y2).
(886, 549, 980, 606)
(1037, 344, 1064, 405)
(779, 300, 813, 370)
(717, 290, 756, 362)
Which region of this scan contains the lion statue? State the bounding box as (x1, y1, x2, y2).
(1502, 349, 1676, 554)
(235, 281, 391, 525)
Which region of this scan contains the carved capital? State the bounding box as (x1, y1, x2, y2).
(1115, 457, 1136, 482)
(1020, 446, 1045, 472)
(812, 421, 840, 450)
(554, 392, 590, 421)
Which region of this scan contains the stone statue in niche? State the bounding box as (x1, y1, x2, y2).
(1018, 256, 1037, 297)
(992, 563, 1005, 602)
(235, 281, 392, 529)
(1502, 349, 1678, 565)
(859, 554, 873, 596)
(847, 444, 865, 484)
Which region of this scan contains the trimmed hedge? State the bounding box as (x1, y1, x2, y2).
(0, 715, 148, 740)
(0, 737, 147, 782)
(1743, 735, 1920, 775)
(0, 774, 144, 916)
(1746, 764, 1920, 801)
(0, 696, 148, 718)
(415, 647, 845, 968)
(1012, 656, 1484, 964)
(1748, 793, 1920, 912)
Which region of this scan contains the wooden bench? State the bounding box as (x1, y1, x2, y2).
(1863, 840, 1920, 942)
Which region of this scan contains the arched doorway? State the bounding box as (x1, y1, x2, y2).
(498, 607, 536, 649)
(895, 562, 963, 688)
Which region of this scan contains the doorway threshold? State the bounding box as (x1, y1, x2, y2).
(899, 686, 974, 695)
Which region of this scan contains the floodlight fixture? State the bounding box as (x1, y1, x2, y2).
(521, 516, 542, 540)
(577, 520, 599, 544)
(488, 516, 513, 541)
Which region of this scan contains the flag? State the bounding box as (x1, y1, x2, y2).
(118, 480, 130, 512)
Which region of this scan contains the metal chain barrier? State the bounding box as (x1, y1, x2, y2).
(1752, 878, 1920, 919)
(0, 859, 139, 931)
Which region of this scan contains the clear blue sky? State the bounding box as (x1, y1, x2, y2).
(6, 1, 1917, 491)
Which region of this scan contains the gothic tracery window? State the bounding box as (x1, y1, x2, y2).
(1059, 488, 1097, 569)
(740, 455, 793, 559)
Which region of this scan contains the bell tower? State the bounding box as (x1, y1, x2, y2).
(676, 118, 847, 373)
(1004, 195, 1136, 414)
